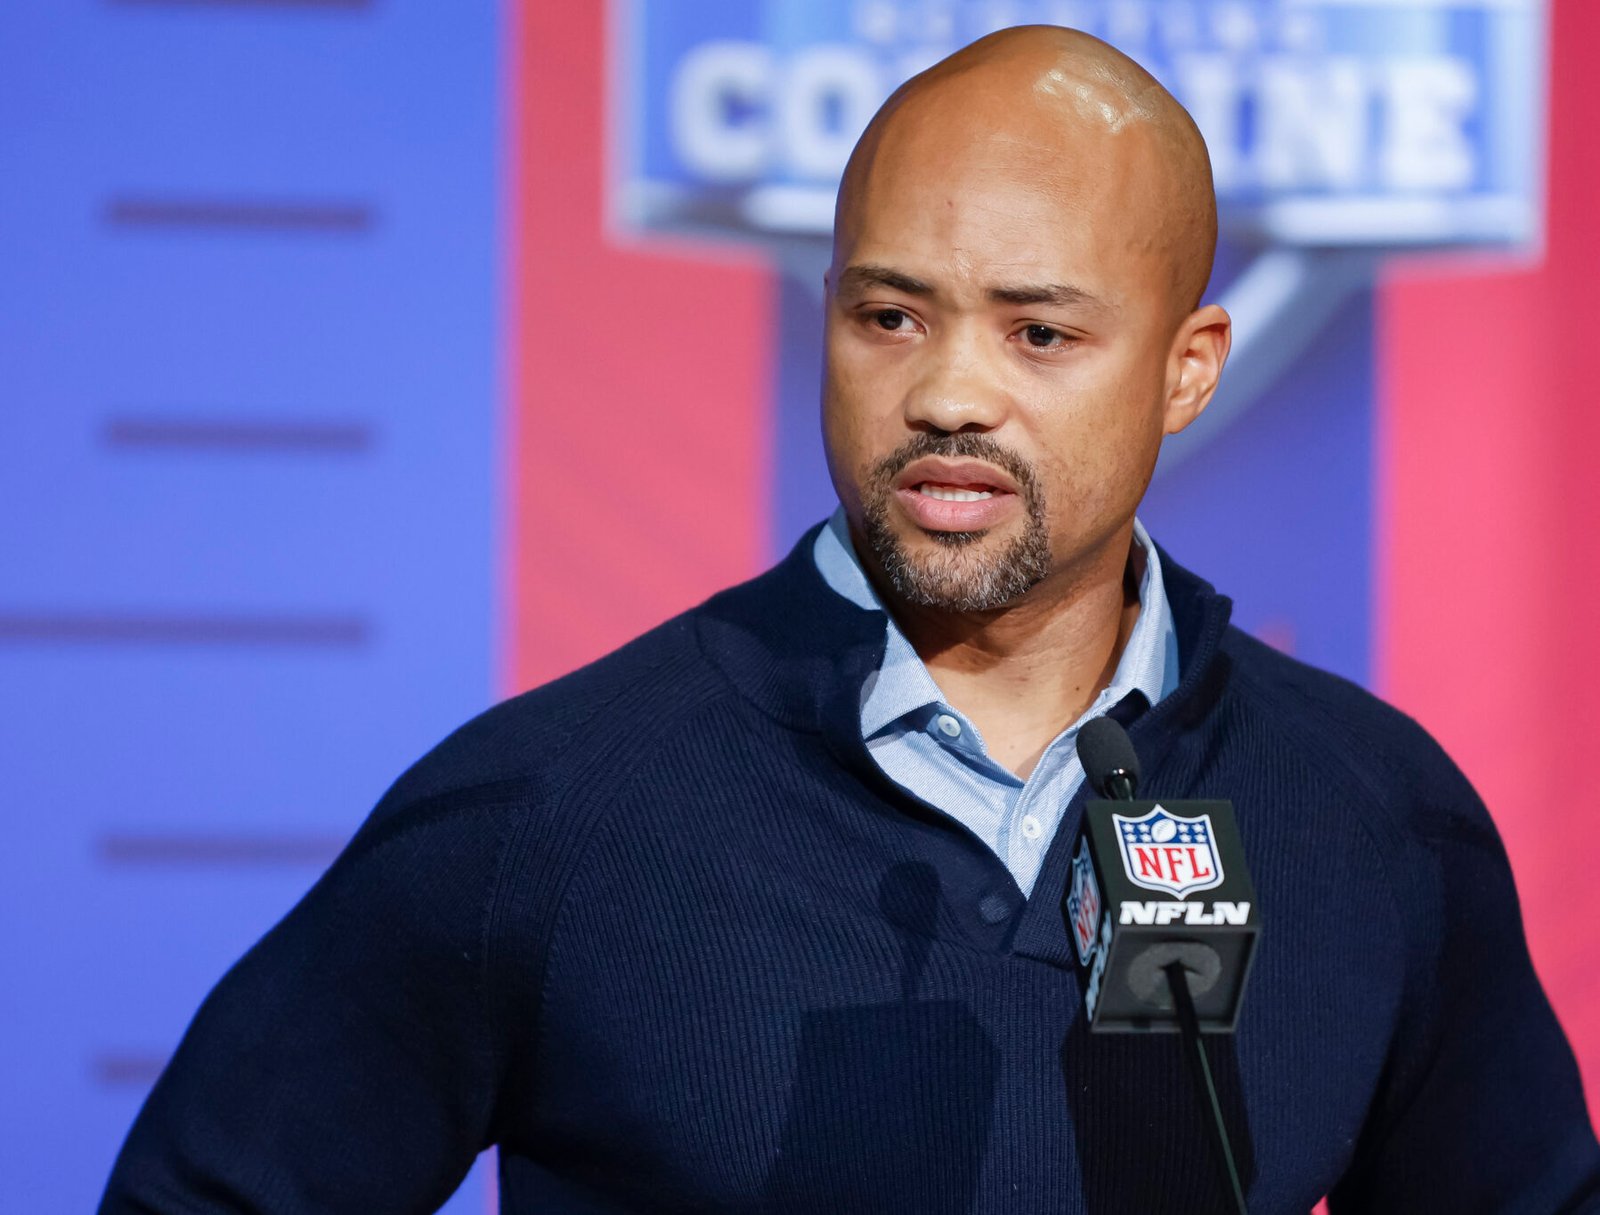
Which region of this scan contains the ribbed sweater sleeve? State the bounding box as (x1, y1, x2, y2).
(1206, 638, 1600, 1211)
(1325, 734, 1600, 1212)
(97, 778, 540, 1214)
(97, 613, 718, 1215)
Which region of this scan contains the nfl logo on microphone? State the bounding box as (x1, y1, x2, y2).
(1114, 805, 1226, 899)
(1066, 838, 1102, 968)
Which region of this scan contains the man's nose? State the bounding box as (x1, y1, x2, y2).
(901, 331, 1011, 433)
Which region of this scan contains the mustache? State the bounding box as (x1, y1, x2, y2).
(868, 432, 1040, 503)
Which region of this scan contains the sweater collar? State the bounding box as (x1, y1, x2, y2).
(695, 520, 1234, 749)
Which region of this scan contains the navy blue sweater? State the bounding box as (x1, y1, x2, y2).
(102, 532, 1600, 1213)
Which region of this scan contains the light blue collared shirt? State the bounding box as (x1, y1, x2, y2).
(813, 509, 1179, 898)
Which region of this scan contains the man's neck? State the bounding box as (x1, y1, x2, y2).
(874, 532, 1144, 780)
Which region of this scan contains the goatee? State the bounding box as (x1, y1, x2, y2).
(861, 433, 1051, 612)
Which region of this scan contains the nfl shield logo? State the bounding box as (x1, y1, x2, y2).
(1113, 805, 1225, 899)
(1066, 836, 1101, 967)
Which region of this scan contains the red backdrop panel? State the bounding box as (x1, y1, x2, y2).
(1378, 0, 1600, 1113)
(508, 0, 772, 693)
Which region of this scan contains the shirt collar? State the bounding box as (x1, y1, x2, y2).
(812, 507, 1179, 738)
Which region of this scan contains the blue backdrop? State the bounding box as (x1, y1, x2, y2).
(1, 4, 502, 1210)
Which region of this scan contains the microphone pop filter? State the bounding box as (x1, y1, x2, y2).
(1077, 715, 1141, 799)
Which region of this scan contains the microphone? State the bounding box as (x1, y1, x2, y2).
(1079, 715, 1140, 801)
(1066, 717, 1259, 1032)
(1069, 716, 1259, 1214)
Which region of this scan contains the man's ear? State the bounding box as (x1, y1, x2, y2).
(1163, 304, 1232, 436)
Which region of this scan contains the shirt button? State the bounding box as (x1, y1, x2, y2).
(1020, 815, 1043, 841)
(935, 714, 962, 739)
(978, 893, 1012, 924)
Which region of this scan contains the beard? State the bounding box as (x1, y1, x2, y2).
(860, 432, 1051, 612)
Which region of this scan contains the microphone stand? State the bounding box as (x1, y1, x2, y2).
(1091, 746, 1250, 1213)
(1164, 961, 1248, 1215)
(1113, 755, 1248, 1210)
(1081, 724, 1255, 1215)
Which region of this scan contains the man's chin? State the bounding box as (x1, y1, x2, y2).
(879, 535, 1043, 612)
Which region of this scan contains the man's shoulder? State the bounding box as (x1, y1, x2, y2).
(1218, 623, 1428, 753)
(1214, 624, 1484, 831)
(1160, 551, 1455, 800)
(369, 537, 847, 818)
(377, 601, 738, 817)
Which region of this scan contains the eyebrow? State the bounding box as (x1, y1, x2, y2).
(987, 282, 1106, 309)
(836, 264, 935, 297)
(836, 263, 1110, 311)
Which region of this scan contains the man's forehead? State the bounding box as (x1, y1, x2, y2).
(861, 89, 1139, 185)
(833, 26, 1218, 315)
(836, 159, 1142, 306)
(839, 91, 1170, 261)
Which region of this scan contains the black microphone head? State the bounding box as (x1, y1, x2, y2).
(1077, 715, 1141, 799)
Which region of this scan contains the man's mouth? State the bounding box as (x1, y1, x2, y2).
(915, 483, 998, 502)
(893, 477, 1020, 533)
(879, 450, 1030, 533)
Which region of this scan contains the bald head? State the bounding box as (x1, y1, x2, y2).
(835, 25, 1217, 317)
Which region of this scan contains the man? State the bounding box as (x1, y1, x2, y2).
(102, 26, 1599, 1214)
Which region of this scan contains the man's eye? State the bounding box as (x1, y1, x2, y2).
(1024, 324, 1068, 348)
(872, 309, 911, 331)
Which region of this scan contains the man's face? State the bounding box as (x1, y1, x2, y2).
(823, 121, 1187, 612)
